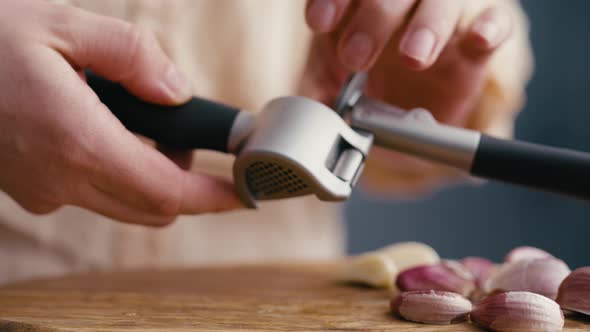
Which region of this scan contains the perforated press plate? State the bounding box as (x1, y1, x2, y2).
(245, 161, 309, 199)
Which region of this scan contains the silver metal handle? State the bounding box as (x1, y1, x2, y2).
(349, 96, 481, 171)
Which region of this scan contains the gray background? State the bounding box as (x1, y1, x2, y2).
(345, 0, 590, 268)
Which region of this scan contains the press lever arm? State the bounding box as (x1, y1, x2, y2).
(349, 96, 590, 201)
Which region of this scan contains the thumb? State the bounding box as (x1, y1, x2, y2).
(51, 6, 192, 105)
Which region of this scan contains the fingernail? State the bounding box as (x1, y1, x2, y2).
(400, 28, 436, 64)
(472, 20, 500, 46)
(307, 0, 336, 32)
(342, 32, 374, 69)
(163, 64, 193, 101)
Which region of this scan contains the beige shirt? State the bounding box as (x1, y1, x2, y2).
(0, 0, 532, 285)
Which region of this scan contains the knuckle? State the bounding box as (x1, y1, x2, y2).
(45, 4, 85, 46)
(139, 166, 185, 217)
(126, 25, 158, 51)
(147, 190, 182, 217)
(46, 3, 79, 27)
(117, 24, 159, 80)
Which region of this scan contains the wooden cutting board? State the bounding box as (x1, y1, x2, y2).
(0, 263, 588, 331)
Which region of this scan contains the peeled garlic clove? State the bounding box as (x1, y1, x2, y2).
(390, 290, 472, 324)
(504, 246, 554, 263)
(556, 266, 590, 315)
(396, 260, 475, 297)
(378, 242, 440, 272)
(486, 258, 570, 300)
(337, 252, 398, 288)
(471, 291, 564, 332)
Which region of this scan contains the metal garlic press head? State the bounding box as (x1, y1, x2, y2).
(232, 97, 372, 207)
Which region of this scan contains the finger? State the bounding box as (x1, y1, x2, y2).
(176, 173, 244, 215)
(156, 144, 193, 170)
(337, 0, 416, 70)
(306, 0, 352, 33)
(399, 0, 464, 70)
(87, 125, 244, 216)
(48, 5, 192, 105)
(462, 6, 514, 58)
(79, 184, 176, 226)
(42, 52, 243, 218)
(11, 195, 61, 215)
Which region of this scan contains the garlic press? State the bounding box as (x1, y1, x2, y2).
(87, 72, 372, 208)
(87, 72, 590, 208)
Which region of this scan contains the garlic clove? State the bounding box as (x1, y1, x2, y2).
(469, 288, 491, 304)
(556, 266, 590, 316)
(395, 260, 475, 297)
(486, 258, 570, 300)
(461, 256, 497, 289)
(390, 290, 472, 324)
(462, 257, 494, 278)
(504, 246, 554, 263)
(471, 291, 564, 332)
(378, 242, 440, 272)
(337, 252, 398, 288)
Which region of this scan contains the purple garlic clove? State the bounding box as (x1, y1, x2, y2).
(396, 260, 475, 297)
(486, 258, 570, 300)
(471, 291, 564, 332)
(504, 246, 554, 263)
(390, 290, 472, 324)
(556, 266, 590, 316)
(461, 256, 496, 289)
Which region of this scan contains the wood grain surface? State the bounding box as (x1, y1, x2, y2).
(0, 263, 588, 331)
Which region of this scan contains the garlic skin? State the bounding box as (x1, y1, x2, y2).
(486, 258, 570, 299)
(556, 266, 590, 315)
(396, 260, 475, 297)
(337, 252, 398, 288)
(378, 242, 440, 272)
(390, 290, 472, 324)
(461, 256, 497, 289)
(471, 291, 564, 332)
(504, 246, 554, 263)
(462, 257, 494, 279)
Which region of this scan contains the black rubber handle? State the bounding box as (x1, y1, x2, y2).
(471, 134, 590, 200)
(86, 72, 240, 153)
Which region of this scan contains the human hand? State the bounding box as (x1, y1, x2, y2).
(304, 0, 514, 125)
(302, 0, 517, 193)
(0, 0, 242, 225)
